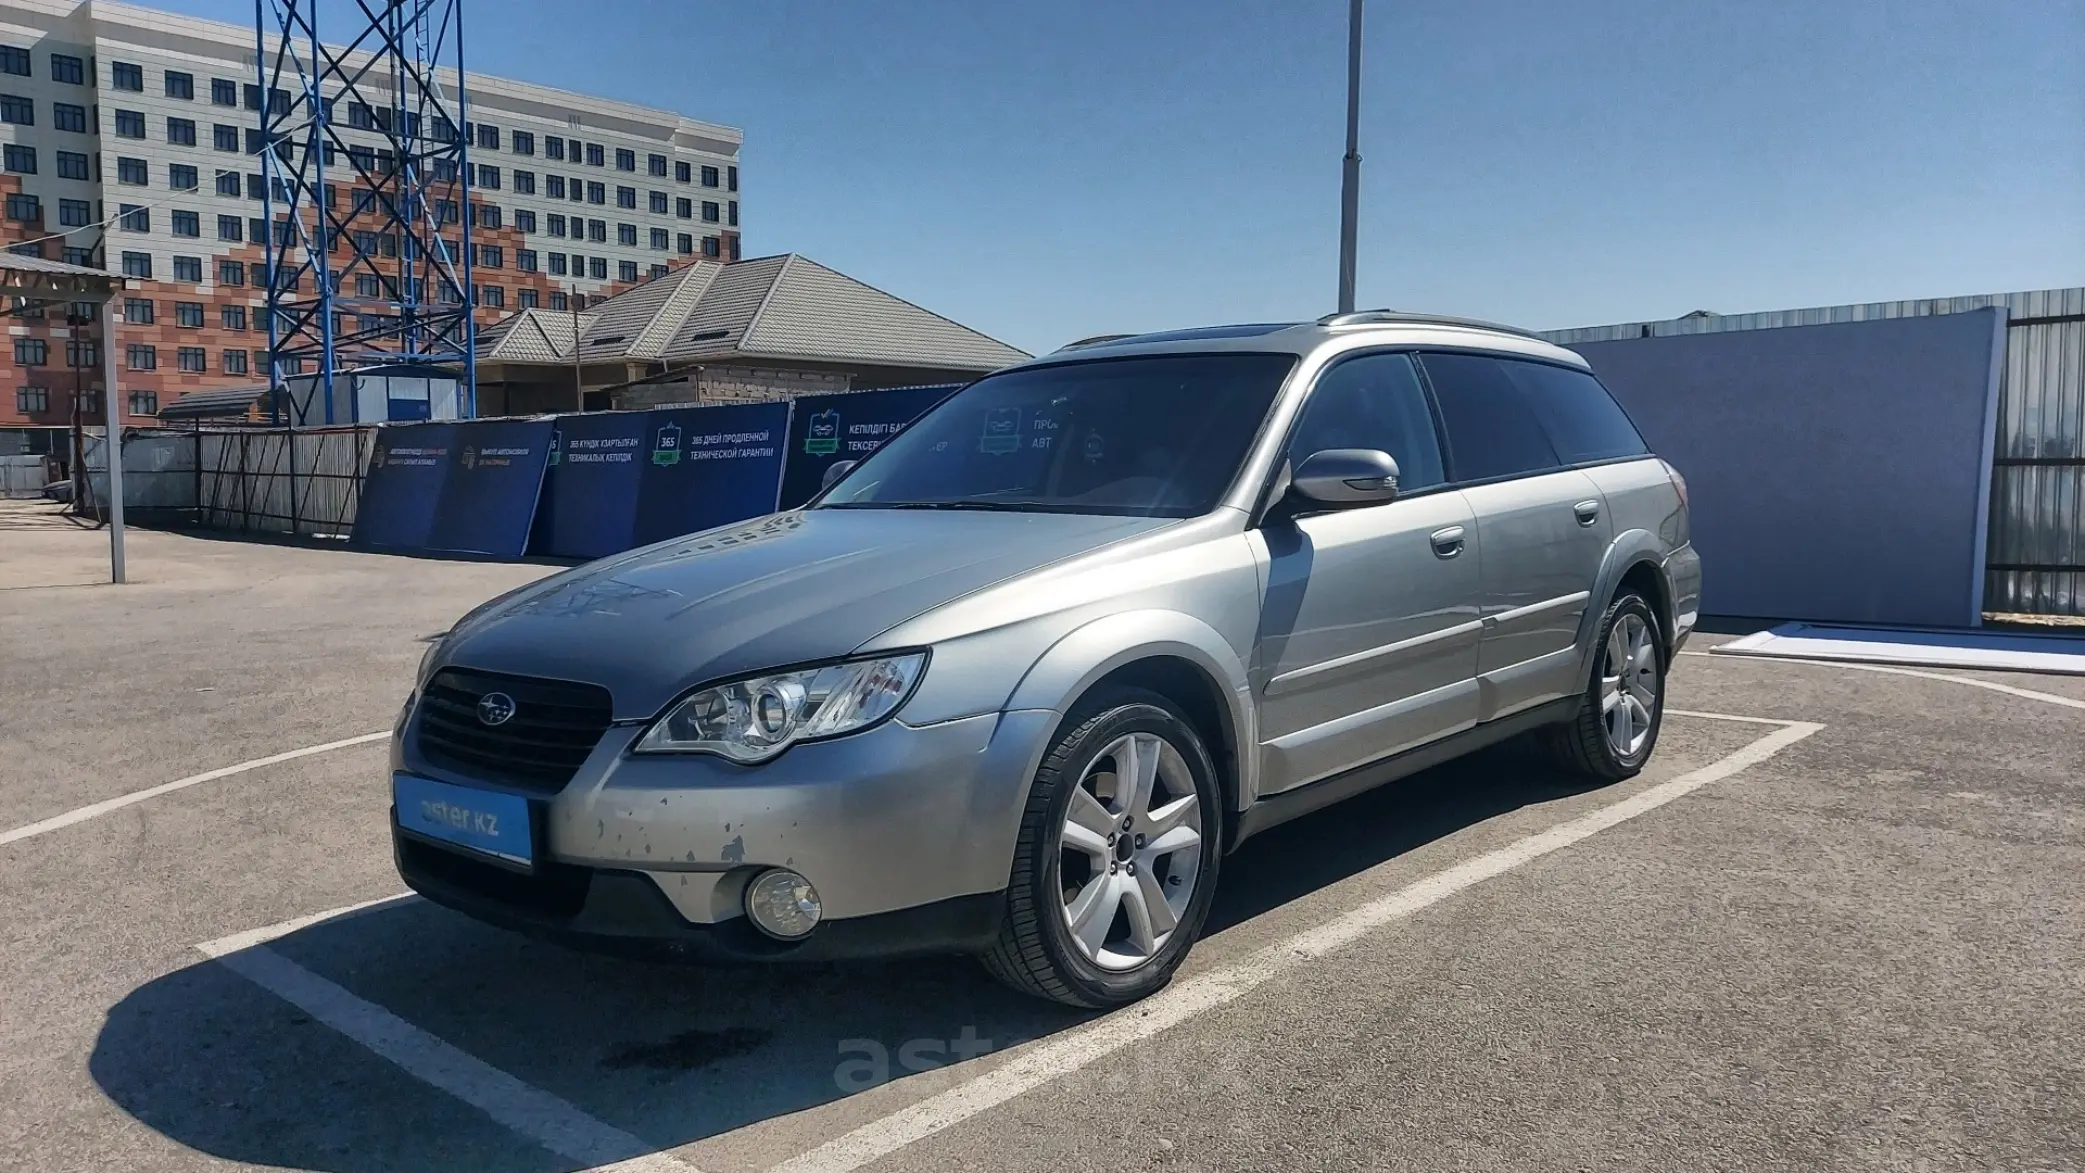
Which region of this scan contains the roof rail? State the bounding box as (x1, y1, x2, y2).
(1052, 333, 1140, 353)
(1314, 309, 1547, 341)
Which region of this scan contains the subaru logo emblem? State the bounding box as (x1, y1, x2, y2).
(476, 692, 517, 726)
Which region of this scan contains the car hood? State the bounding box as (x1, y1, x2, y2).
(439, 508, 1175, 720)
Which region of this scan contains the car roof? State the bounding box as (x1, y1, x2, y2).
(1030, 311, 1589, 370)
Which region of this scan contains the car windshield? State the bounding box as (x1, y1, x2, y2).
(816, 353, 1295, 517)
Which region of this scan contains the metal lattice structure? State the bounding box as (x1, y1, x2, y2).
(256, 0, 477, 422)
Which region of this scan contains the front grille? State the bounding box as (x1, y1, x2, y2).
(416, 667, 614, 793)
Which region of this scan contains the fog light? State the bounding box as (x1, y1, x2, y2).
(745, 868, 822, 940)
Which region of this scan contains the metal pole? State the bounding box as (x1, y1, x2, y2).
(98, 296, 125, 583)
(1336, 0, 1364, 314)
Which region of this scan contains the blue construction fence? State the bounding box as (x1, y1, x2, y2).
(349, 384, 958, 559)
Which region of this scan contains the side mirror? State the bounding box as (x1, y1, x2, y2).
(1290, 449, 1400, 506)
(820, 459, 857, 490)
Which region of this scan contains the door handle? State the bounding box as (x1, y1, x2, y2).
(1429, 525, 1466, 559)
(1573, 499, 1601, 527)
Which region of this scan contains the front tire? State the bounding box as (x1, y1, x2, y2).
(981, 687, 1224, 1008)
(1546, 591, 1666, 782)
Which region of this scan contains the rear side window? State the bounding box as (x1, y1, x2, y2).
(1498, 359, 1648, 463)
(1286, 352, 1446, 492)
(1417, 353, 1560, 482)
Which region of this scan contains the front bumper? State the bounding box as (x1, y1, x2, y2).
(391, 704, 1060, 960)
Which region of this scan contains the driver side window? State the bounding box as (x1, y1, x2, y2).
(1286, 352, 1446, 492)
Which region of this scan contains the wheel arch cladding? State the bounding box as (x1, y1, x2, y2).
(1005, 610, 1255, 818)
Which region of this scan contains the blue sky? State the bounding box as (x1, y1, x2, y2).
(160, 0, 2082, 355)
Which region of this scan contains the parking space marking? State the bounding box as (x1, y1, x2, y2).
(1666, 708, 1805, 725)
(199, 938, 704, 1173)
(772, 716, 1824, 1173)
(1679, 650, 2085, 711)
(0, 730, 389, 850)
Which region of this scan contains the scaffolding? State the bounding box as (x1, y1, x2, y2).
(255, 0, 477, 423)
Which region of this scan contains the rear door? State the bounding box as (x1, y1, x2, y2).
(1252, 352, 1483, 794)
(1418, 352, 1610, 721)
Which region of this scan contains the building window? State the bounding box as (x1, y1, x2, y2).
(217, 304, 244, 331)
(514, 169, 534, 195)
(3, 192, 37, 222)
(50, 54, 84, 85)
(123, 298, 155, 324)
(62, 246, 92, 266)
(436, 199, 457, 224)
(516, 249, 537, 272)
(515, 209, 536, 233)
(126, 344, 157, 370)
(216, 214, 241, 241)
(729, 236, 739, 260)
(211, 123, 239, 152)
(587, 219, 606, 242)
(52, 101, 85, 132)
(13, 338, 48, 365)
(3, 144, 36, 174)
(248, 217, 266, 243)
(650, 263, 668, 279)
(546, 212, 566, 237)
(727, 165, 738, 191)
(474, 163, 501, 189)
(480, 285, 504, 308)
(640, 153, 664, 178)
(616, 222, 637, 246)
(175, 302, 204, 328)
(649, 227, 669, 251)
(164, 116, 197, 146)
(701, 165, 719, 188)
(547, 291, 567, 311)
(585, 142, 604, 167)
(122, 252, 153, 278)
(129, 391, 158, 416)
(113, 109, 146, 138)
(547, 253, 566, 276)
(673, 196, 690, 220)
(676, 232, 693, 255)
(169, 163, 198, 191)
(701, 200, 720, 223)
(55, 150, 88, 180)
(613, 147, 634, 172)
(675, 160, 691, 183)
(218, 259, 244, 285)
(512, 129, 533, 156)
(223, 349, 247, 374)
(589, 257, 608, 279)
(16, 387, 49, 413)
(171, 210, 199, 237)
(0, 93, 30, 125)
(352, 273, 380, 298)
(587, 181, 605, 205)
(545, 136, 565, 161)
(0, 46, 27, 76)
(111, 61, 144, 91)
(59, 198, 90, 227)
(210, 77, 237, 105)
(117, 157, 148, 185)
(476, 122, 499, 150)
(727, 200, 737, 227)
(118, 204, 150, 232)
(545, 175, 565, 200)
(176, 346, 206, 372)
(212, 169, 241, 198)
(702, 235, 720, 258)
(475, 244, 502, 268)
(518, 289, 538, 309)
(648, 190, 667, 214)
(174, 255, 203, 282)
(164, 69, 194, 99)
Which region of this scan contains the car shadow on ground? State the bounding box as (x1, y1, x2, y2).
(89, 741, 1612, 1172)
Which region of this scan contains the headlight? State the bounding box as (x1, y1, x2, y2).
(633, 653, 926, 762)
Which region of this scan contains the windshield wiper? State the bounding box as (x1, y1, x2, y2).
(826, 500, 1029, 511)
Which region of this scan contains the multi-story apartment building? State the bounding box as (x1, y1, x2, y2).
(0, 0, 741, 431)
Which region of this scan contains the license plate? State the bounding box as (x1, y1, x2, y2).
(393, 772, 534, 868)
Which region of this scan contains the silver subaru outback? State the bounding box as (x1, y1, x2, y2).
(392, 311, 1700, 1008)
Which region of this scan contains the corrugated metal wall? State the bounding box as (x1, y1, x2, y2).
(1543, 289, 2085, 618)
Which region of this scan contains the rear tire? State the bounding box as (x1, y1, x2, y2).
(981, 687, 1223, 1008)
(1545, 592, 1666, 782)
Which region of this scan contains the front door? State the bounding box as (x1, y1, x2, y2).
(1253, 352, 1484, 795)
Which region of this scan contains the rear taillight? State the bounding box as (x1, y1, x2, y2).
(1661, 459, 1688, 509)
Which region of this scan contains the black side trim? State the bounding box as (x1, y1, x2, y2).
(1232, 697, 1581, 846)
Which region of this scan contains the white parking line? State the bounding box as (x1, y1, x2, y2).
(771, 716, 1824, 1173)
(0, 730, 390, 849)
(187, 711, 1815, 1173)
(1678, 650, 2085, 711)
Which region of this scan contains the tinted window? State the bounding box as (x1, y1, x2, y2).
(1418, 352, 1561, 481)
(1285, 352, 1445, 492)
(1499, 359, 1648, 463)
(820, 354, 1295, 518)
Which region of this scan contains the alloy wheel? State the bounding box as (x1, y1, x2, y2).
(1056, 731, 1204, 971)
(1601, 612, 1659, 759)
